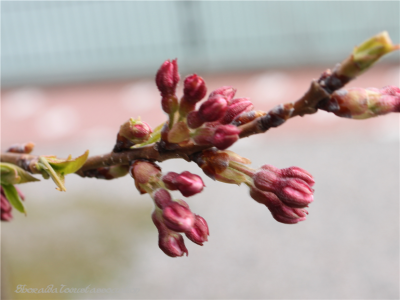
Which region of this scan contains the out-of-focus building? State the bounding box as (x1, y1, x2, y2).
(2, 1, 398, 87)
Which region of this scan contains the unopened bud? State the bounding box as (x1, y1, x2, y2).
(250, 187, 308, 224)
(156, 59, 180, 96)
(162, 171, 205, 197)
(161, 95, 179, 114)
(185, 215, 209, 245)
(162, 200, 195, 232)
(119, 118, 152, 144)
(212, 125, 240, 150)
(193, 149, 248, 185)
(130, 160, 161, 194)
(153, 188, 173, 209)
(220, 98, 254, 124)
(167, 121, 190, 143)
(159, 231, 188, 257)
(183, 74, 207, 103)
(1, 191, 13, 221)
(338, 31, 400, 78)
(192, 127, 214, 145)
(327, 86, 400, 119)
(198, 96, 228, 122)
(1, 186, 25, 222)
(151, 210, 188, 257)
(209, 86, 236, 103)
(187, 111, 205, 129)
(253, 165, 314, 208)
(7, 142, 35, 154)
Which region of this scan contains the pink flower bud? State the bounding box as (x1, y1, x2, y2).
(220, 98, 254, 124)
(183, 74, 207, 103)
(187, 111, 205, 129)
(153, 189, 173, 209)
(151, 210, 188, 257)
(253, 166, 314, 208)
(1, 186, 24, 222)
(192, 127, 214, 145)
(161, 95, 179, 114)
(163, 171, 205, 197)
(162, 201, 195, 232)
(1, 193, 13, 221)
(212, 125, 240, 150)
(159, 231, 189, 257)
(185, 215, 209, 245)
(198, 96, 228, 122)
(250, 187, 308, 224)
(155, 59, 180, 97)
(130, 161, 162, 194)
(327, 86, 400, 119)
(209, 86, 236, 103)
(119, 118, 152, 144)
(161, 172, 179, 190)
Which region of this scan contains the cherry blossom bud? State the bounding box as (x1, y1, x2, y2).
(161, 95, 179, 114)
(7, 142, 35, 154)
(153, 188, 173, 209)
(326, 86, 400, 119)
(156, 59, 180, 96)
(198, 96, 228, 122)
(167, 121, 190, 144)
(119, 118, 152, 144)
(212, 125, 241, 150)
(192, 127, 214, 145)
(220, 98, 254, 124)
(183, 74, 207, 104)
(250, 187, 308, 224)
(162, 171, 205, 197)
(1, 186, 24, 222)
(338, 31, 400, 78)
(193, 149, 248, 185)
(161, 172, 179, 190)
(253, 165, 314, 208)
(159, 231, 189, 257)
(209, 86, 236, 103)
(1, 192, 13, 221)
(130, 160, 161, 194)
(187, 111, 205, 129)
(151, 210, 188, 257)
(162, 200, 195, 232)
(185, 215, 209, 245)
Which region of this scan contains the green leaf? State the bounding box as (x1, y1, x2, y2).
(0, 163, 40, 185)
(46, 150, 89, 174)
(1, 184, 26, 214)
(38, 157, 66, 191)
(37, 150, 89, 192)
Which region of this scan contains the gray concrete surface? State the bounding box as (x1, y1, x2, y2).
(1, 131, 398, 299)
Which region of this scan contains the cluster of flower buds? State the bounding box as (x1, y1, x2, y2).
(321, 86, 400, 119)
(193, 148, 315, 224)
(154, 59, 263, 150)
(1, 186, 24, 222)
(130, 160, 208, 257)
(249, 165, 315, 224)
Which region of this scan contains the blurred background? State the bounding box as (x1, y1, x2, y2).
(1, 1, 399, 299)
